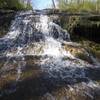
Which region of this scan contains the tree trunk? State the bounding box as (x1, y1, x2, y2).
(52, 0, 56, 9)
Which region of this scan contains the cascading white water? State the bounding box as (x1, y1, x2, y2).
(0, 11, 99, 78)
(34, 15, 71, 57)
(36, 15, 49, 34)
(0, 11, 100, 97)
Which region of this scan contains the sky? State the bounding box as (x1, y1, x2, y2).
(32, 0, 55, 9)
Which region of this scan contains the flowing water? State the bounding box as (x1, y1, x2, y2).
(0, 11, 100, 100)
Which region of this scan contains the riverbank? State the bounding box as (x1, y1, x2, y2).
(59, 15, 100, 61)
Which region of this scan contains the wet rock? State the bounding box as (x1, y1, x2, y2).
(64, 42, 94, 64)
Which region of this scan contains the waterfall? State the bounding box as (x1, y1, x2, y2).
(0, 11, 100, 98)
(0, 11, 99, 79)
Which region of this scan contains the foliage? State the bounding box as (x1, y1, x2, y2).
(58, 0, 100, 13)
(0, 0, 33, 10)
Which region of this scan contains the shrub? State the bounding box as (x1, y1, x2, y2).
(58, 0, 100, 13)
(0, 0, 33, 10)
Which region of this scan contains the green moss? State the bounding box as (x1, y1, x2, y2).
(21, 70, 34, 80)
(77, 40, 100, 61)
(0, 62, 4, 69)
(76, 53, 93, 63)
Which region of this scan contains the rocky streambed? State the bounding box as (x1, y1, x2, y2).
(0, 10, 100, 100)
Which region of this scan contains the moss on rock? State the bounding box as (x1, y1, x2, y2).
(64, 42, 94, 63)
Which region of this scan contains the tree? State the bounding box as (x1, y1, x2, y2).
(26, 0, 33, 9)
(0, 0, 33, 10)
(57, 0, 100, 13)
(52, 0, 56, 9)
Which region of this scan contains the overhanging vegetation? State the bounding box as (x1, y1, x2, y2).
(58, 0, 100, 13)
(0, 0, 33, 10)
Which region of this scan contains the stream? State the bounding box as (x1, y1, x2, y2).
(0, 11, 100, 100)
